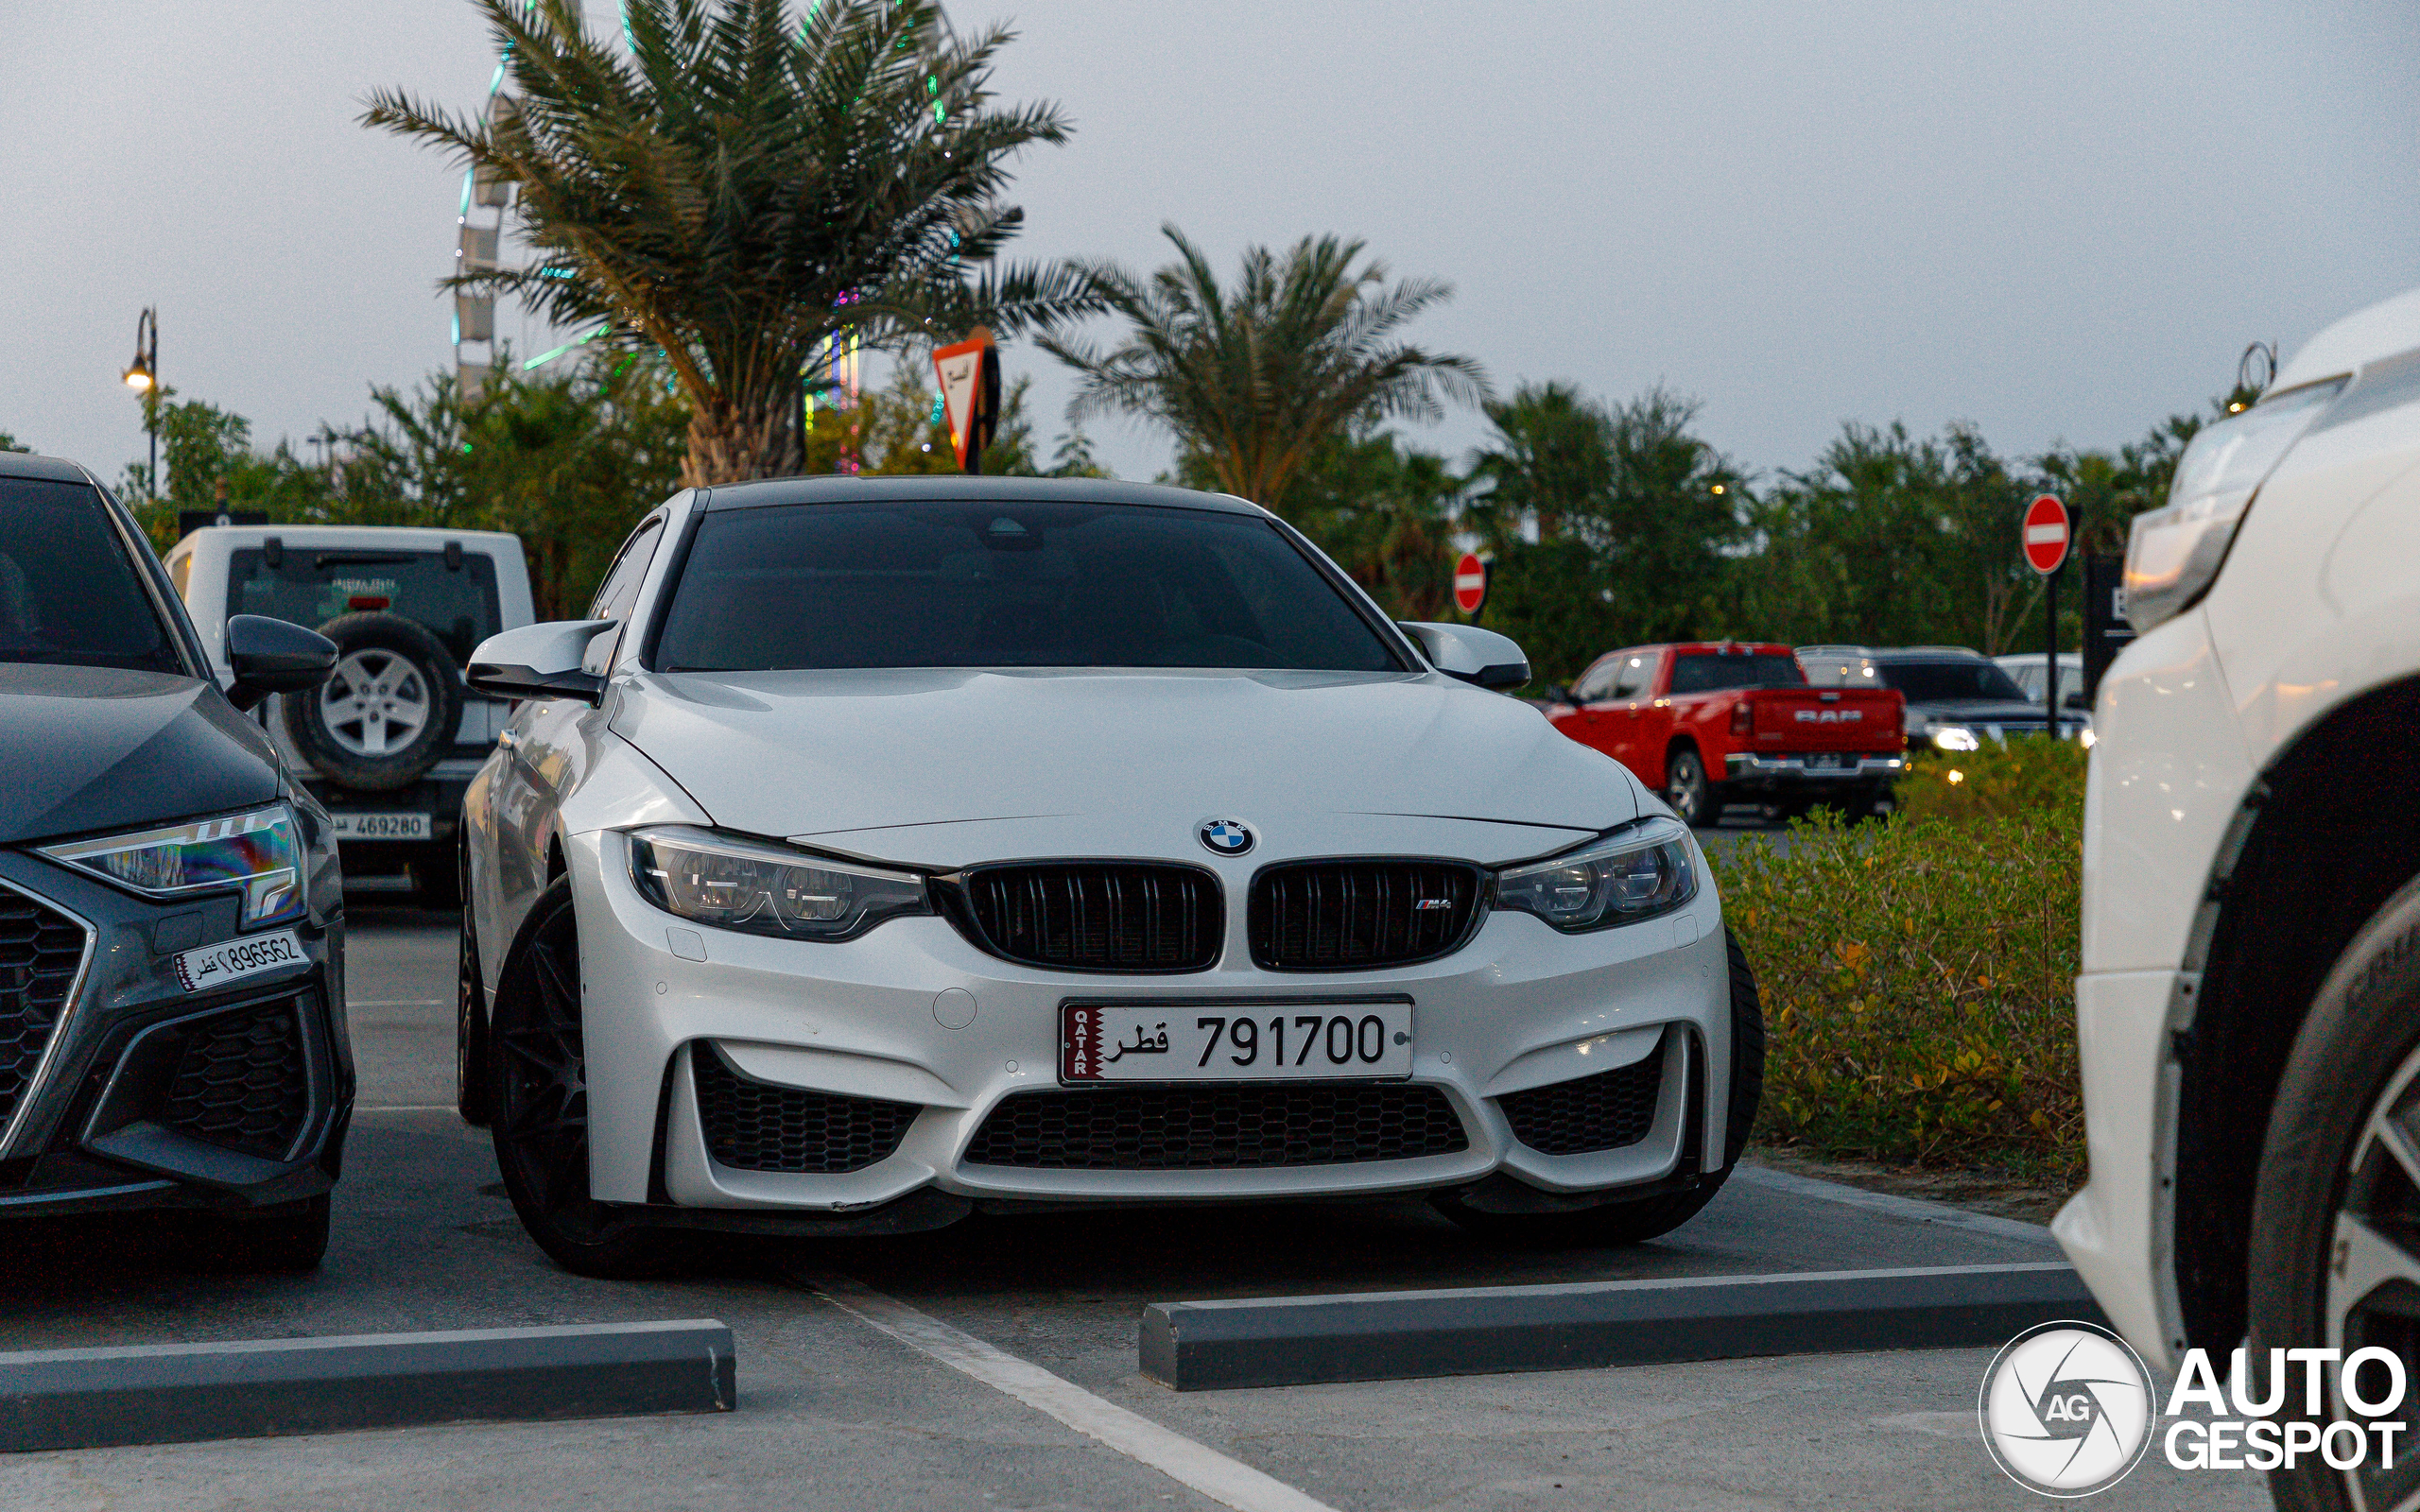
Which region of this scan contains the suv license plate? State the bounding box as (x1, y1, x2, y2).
(1062, 1003, 1414, 1083)
(331, 812, 431, 840)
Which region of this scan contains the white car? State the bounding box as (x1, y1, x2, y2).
(458, 477, 1761, 1276)
(2056, 285, 2420, 1503)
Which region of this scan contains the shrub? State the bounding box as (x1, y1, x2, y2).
(1714, 792, 2083, 1182)
(1894, 733, 2086, 827)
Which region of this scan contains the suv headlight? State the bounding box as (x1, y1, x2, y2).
(629, 826, 930, 942)
(42, 804, 305, 928)
(1494, 816, 1698, 933)
(1929, 723, 1980, 752)
(2124, 377, 2344, 632)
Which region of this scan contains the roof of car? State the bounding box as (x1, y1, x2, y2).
(1797, 644, 1986, 662)
(165, 524, 527, 558)
(0, 453, 93, 484)
(698, 474, 1269, 516)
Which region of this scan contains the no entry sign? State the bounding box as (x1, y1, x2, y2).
(2023, 494, 2071, 576)
(1453, 553, 1488, 615)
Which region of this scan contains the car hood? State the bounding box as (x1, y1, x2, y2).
(0, 664, 283, 845)
(608, 668, 1638, 868)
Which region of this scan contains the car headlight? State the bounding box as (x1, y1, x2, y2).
(2124, 377, 2344, 632)
(628, 826, 930, 942)
(41, 803, 304, 928)
(1494, 816, 1698, 933)
(1930, 723, 1980, 752)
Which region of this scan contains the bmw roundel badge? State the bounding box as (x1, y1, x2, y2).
(1198, 817, 1254, 856)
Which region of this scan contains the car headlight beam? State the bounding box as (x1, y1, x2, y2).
(629, 826, 930, 942)
(1494, 816, 1699, 933)
(1930, 723, 1981, 752)
(41, 804, 306, 928)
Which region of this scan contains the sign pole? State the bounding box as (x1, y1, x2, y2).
(2021, 492, 2072, 733)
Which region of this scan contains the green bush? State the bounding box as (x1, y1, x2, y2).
(1894, 733, 2086, 826)
(1714, 792, 2083, 1181)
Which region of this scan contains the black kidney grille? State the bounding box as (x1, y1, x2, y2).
(161, 998, 312, 1160)
(1496, 1049, 1665, 1156)
(963, 1082, 1467, 1170)
(0, 890, 89, 1133)
(1249, 860, 1484, 971)
(694, 1045, 919, 1174)
(959, 864, 1220, 972)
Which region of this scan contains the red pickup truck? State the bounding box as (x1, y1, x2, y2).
(1544, 642, 1907, 825)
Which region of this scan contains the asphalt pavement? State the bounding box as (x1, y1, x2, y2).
(0, 899, 2268, 1512)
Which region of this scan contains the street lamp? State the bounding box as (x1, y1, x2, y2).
(123, 307, 159, 495)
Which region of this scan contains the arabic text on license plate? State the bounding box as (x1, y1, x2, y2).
(332, 812, 431, 840)
(172, 931, 307, 993)
(1061, 1002, 1414, 1083)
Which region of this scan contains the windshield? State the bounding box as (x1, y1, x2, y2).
(1667, 652, 1805, 695)
(652, 501, 1403, 674)
(1879, 660, 2028, 703)
(0, 478, 183, 674)
(227, 547, 501, 664)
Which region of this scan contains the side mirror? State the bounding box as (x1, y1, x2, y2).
(465, 620, 618, 706)
(225, 614, 337, 713)
(1397, 621, 1530, 692)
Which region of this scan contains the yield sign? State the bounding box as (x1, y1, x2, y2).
(2023, 494, 2071, 576)
(932, 334, 992, 470)
(1453, 552, 1488, 615)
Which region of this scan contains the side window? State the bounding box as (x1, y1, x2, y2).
(1571, 656, 1620, 703)
(1610, 653, 1657, 700)
(588, 519, 666, 625)
(578, 519, 666, 677)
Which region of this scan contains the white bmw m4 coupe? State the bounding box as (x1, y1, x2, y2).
(457, 477, 1762, 1276)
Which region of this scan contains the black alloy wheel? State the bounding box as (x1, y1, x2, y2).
(1437, 929, 1766, 1246)
(1665, 747, 1717, 827)
(2250, 875, 2420, 1512)
(487, 876, 688, 1278)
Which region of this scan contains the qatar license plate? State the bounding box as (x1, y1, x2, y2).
(1061, 1002, 1414, 1083)
(330, 812, 431, 841)
(172, 930, 307, 993)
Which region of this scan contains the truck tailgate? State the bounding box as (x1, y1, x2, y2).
(1741, 689, 1900, 746)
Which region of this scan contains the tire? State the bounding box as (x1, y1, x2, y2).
(284, 612, 463, 793)
(188, 1195, 332, 1273)
(2248, 875, 2420, 1512)
(457, 840, 490, 1127)
(487, 877, 691, 1279)
(1439, 929, 1766, 1246)
(1665, 747, 1720, 827)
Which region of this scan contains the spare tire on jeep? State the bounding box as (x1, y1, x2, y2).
(283, 611, 464, 792)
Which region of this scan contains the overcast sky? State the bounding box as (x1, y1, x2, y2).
(5, 2, 2416, 490)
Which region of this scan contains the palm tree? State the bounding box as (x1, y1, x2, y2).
(1039, 226, 1487, 516)
(363, 0, 1097, 486)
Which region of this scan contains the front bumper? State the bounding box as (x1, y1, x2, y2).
(1721, 752, 1905, 793)
(0, 851, 353, 1220)
(562, 829, 1734, 1215)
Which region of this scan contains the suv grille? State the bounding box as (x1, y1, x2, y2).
(160, 997, 313, 1160)
(0, 888, 90, 1137)
(964, 1083, 1467, 1170)
(1496, 1049, 1665, 1156)
(957, 863, 1220, 972)
(1248, 860, 1484, 971)
(693, 1045, 919, 1174)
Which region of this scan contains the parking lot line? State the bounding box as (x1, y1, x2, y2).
(800, 1273, 1339, 1512)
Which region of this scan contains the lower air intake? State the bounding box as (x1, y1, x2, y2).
(159, 997, 312, 1160)
(963, 1082, 1467, 1170)
(1495, 1046, 1666, 1156)
(693, 1044, 919, 1174)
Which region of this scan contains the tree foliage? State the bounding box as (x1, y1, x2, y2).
(363, 0, 1096, 486)
(1042, 226, 1486, 516)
